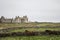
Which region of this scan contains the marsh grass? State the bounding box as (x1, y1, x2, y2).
(0, 35, 60, 40)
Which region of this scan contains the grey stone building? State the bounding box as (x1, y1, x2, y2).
(0, 16, 28, 23)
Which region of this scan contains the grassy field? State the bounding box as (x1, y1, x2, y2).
(0, 35, 60, 40)
(0, 22, 60, 40)
(10, 28, 60, 32)
(0, 22, 60, 28)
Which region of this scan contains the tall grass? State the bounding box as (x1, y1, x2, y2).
(0, 35, 60, 40)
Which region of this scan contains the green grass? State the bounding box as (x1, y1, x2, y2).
(0, 23, 60, 28)
(9, 28, 60, 32)
(0, 23, 60, 40)
(0, 35, 60, 40)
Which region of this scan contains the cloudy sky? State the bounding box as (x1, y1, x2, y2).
(0, 0, 60, 22)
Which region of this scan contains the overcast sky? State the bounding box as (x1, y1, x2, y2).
(0, 0, 60, 22)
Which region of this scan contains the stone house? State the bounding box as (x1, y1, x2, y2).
(0, 16, 28, 23)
